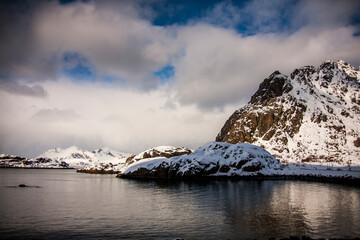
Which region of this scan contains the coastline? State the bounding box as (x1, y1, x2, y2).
(117, 173, 360, 186)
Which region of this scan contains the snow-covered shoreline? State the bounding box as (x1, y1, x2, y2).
(117, 142, 360, 185)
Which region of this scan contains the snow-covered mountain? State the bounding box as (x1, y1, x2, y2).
(119, 142, 282, 178)
(75, 147, 132, 173)
(1, 145, 192, 173)
(36, 146, 94, 169)
(36, 146, 131, 170)
(216, 60, 360, 166)
(0, 146, 131, 170)
(0, 153, 69, 168)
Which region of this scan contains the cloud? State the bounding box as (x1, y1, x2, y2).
(0, 80, 48, 98)
(0, 0, 178, 88)
(161, 99, 177, 110)
(1, 0, 360, 157)
(31, 108, 80, 122)
(170, 0, 360, 109)
(172, 23, 360, 109)
(294, 0, 360, 30)
(1, 0, 359, 104)
(0, 79, 235, 157)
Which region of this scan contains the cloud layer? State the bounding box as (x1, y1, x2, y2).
(1, 0, 360, 156)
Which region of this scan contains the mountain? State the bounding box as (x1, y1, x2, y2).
(36, 146, 96, 169)
(116, 145, 192, 173)
(0, 153, 69, 168)
(77, 147, 132, 173)
(119, 142, 282, 179)
(216, 60, 360, 166)
(124, 145, 193, 165)
(1, 145, 192, 173)
(36, 146, 131, 171)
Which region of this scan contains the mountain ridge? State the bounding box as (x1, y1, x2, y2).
(216, 60, 360, 166)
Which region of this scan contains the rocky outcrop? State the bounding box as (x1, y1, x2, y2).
(216, 60, 360, 165)
(124, 146, 193, 166)
(118, 142, 282, 179)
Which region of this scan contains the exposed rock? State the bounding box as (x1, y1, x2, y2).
(354, 137, 360, 148)
(216, 60, 360, 165)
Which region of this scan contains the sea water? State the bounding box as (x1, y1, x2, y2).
(0, 169, 359, 239)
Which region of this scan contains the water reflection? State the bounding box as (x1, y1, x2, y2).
(0, 169, 359, 240)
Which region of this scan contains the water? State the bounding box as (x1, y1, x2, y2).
(0, 169, 359, 240)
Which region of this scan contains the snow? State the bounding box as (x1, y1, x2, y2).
(124, 157, 169, 173)
(132, 145, 192, 161)
(120, 142, 360, 180)
(122, 142, 282, 177)
(3, 146, 132, 170)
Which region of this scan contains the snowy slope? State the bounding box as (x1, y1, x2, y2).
(36, 146, 95, 169)
(216, 60, 360, 166)
(120, 142, 282, 178)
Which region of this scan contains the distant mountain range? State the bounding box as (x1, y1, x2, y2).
(0, 145, 193, 173)
(0, 146, 131, 171)
(216, 60, 360, 166)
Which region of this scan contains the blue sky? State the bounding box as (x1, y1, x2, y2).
(1, 0, 360, 156)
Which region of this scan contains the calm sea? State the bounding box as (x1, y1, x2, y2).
(0, 169, 359, 240)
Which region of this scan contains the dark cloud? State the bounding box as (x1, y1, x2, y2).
(0, 0, 59, 81)
(161, 99, 177, 110)
(0, 80, 48, 98)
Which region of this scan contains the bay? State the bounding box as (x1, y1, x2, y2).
(0, 169, 359, 240)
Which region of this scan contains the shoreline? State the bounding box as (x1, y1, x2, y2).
(117, 173, 360, 186)
(76, 169, 119, 174)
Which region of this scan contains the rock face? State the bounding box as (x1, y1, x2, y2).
(216, 60, 360, 165)
(118, 142, 282, 179)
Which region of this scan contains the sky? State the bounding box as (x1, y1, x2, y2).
(1, 0, 360, 157)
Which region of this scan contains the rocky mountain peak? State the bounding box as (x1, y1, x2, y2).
(250, 71, 292, 105)
(216, 60, 360, 165)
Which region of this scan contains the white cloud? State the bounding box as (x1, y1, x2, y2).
(172, 23, 360, 109)
(1, 0, 360, 157)
(33, 1, 179, 87)
(0, 79, 235, 157)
